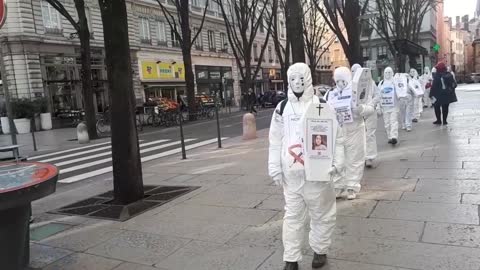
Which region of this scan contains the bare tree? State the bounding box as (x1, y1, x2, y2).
(286, 0, 306, 62)
(98, 0, 144, 204)
(44, 0, 98, 139)
(368, 0, 438, 71)
(303, 1, 332, 84)
(215, 0, 274, 97)
(314, 0, 369, 66)
(156, 0, 209, 120)
(269, 0, 290, 91)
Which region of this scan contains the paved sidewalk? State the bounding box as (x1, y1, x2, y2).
(29, 87, 480, 270)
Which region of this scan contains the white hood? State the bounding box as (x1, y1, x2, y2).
(351, 64, 362, 76)
(334, 67, 352, 91)
(409, 69, 419, 79)
(287, 62, 314, 103)
(384, 67, 394, 81)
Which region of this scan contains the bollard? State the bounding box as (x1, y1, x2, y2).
(77, 122, 90, 144)
(242, 113, 257, 140)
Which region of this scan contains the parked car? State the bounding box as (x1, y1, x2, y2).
(260, 90, 286, 108)
(470, 73, 480, 83)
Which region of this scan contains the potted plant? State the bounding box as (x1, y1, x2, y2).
(11, 98, 35, 134)
(35, 97, 52, 130)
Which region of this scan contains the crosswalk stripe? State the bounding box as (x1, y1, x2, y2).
(53, 139, 173, 167)
(59, 139, 195, 174)
(30, 142, 112, 160)
(58, 137, 228, 184)
(38, 139, 166, 163)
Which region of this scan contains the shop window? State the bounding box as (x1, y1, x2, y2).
(41, 0, 62, 34)
(85, 7, 93, 36)
(157, 21, 167, 46)
(268, 46, 273, 63)
(139, 18, 151, 44)
(280, 21, 285, 38)
(208, 30, 216, 52)
(253, 43, 258, 61)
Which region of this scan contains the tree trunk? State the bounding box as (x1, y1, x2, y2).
(98, 0, 144, 204)
(180, 0, 197, 120)
(344, 0, 363, 66)
(408, 54, 417, 70)
(286, 0, 305, 63)
(75, 0, 98, 139)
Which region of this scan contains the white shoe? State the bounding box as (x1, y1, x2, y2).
(346, 189, 356, 200)
(401, 126, 406, 130)
(365, 159, 374, 168)
(406, 127, 412, 132)
(335, 188, 345, 199)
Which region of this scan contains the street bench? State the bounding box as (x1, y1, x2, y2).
(0, 145, 23, 162)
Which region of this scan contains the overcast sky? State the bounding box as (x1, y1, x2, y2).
(444, 0, 476, 18)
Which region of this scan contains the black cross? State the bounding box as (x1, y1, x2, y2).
(317, 104, 324, 116)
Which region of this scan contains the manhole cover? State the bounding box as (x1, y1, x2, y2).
(49, 185, 198, 222)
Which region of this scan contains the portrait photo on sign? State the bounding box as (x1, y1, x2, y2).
(312, 135, 328, 151)
(307, 119, 333, 159)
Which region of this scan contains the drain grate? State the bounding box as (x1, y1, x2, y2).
(49, 185, 199, 222)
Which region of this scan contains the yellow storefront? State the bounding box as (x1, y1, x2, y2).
(140, 60, 186, 101)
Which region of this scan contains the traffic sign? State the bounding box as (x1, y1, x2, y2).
(0, 0, 6, 29)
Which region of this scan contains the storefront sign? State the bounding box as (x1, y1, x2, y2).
(210, 71, 221, 79)
(0, 0, 7, 29)
(141, 61, 185, 81)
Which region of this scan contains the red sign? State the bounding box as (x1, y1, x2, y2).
(0, 0, 6, 29)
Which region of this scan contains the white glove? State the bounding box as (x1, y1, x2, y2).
(376, 107, 383, 116)
(352, 104, 365, 117)
(328, 166, 338, 176)
(272, 174, 283, 186)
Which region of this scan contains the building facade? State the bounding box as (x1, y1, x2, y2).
(0, 0, 287, 120)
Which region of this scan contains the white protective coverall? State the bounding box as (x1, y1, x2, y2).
(409, 69, 424, 120)
(398, 73, 415, 130)
(268, 63, 341, 262)
(325, 67, 375, 193)
(351, 64, 381, 161)
(420, 67, 433, 108)
(379, 67, 400, 141)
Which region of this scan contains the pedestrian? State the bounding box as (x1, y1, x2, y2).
(430, 62, 457, 125)
(325, 67, 375, 200)
(397, 73, 415, 132)
(409, 68, 424, 123)
(420, 67, 433, 108)
(378, 67, 400, 145)
(247, 88, 257, 114)
(269, 63, 341, 270)
(351, 64, 381, 168)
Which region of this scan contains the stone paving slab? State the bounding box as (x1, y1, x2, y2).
(335, 216, 424, 242)
(416, 179, 480, 193)
(184, 189, 271, 208)
(113, 262, 163, 270)
(401, 192, 462, 204)
(257, 249, 410, 270)
(336, 199, 377, 218)
(356, 190, 403, 201)
(226, 219, 283, 248)
(86, 230, 191, 265)
(379, 161, 463, 169)
(330, 235, 480, 270)
(361, 178, 418, 192)
(42, 253, 122, 270)
(422, 222, 480, 248)
(120, 216, 248, 244)
(155, 240, 275, 270)
(29, 243, 73, 269)
(406, 168, 480, 180)
(371, 201, 479, 224)
(462, 193, 480, 204)
(256, 194, 285, 211)
(153, 203, 279, 226)
(38, 225, 123, 252)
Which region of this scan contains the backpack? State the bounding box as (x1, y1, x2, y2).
(276, 97, 326, 116)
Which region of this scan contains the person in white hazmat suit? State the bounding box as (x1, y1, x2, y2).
(409, 68, 423, 122)
(351, 64, 381, 168)
(420, 67, 433, 108)
(325, 67, 375, 200)
(398, 73, 415, 132)
(379, 67, 400, 145)
(268, 63, 342, 270)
